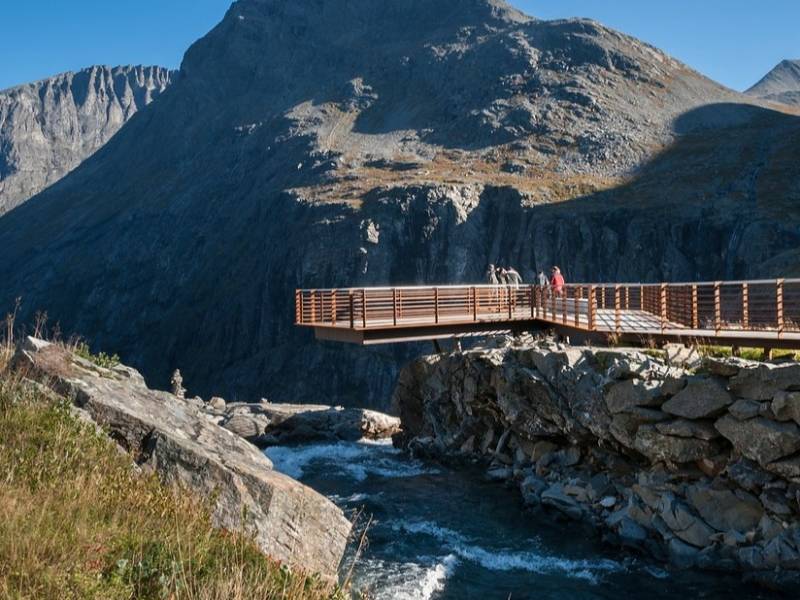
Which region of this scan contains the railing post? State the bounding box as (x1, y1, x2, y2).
(660, 283, 667, 332)
(714, 282, 721, 333)
(562, 288, 568, 324)
(392, 288, 398, 326)
(331, 292, 337, 325)
(625, 286, 630, 310)
(349, 292, 355, 329)
(691, 285, 699, 329)
(398, 289, 403, 321)
(434, 287, 440, 324)
(473, 286, 478, 322)
(310, 291, 317, 324)
(574, 287, 580, 327)
(742, 283, 749, 329)
(361, 289, 367, 328)
(296, 290, 302, 324)
(614, 285, 621, 335)
(588, 285, 596, 331)
(508, 287, 514, 319)
(777, 279, 785, 337)
(530, 285, 535, 319)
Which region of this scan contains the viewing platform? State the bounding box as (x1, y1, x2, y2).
(295, 279, 800, 349)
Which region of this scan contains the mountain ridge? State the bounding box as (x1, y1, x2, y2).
(1, 0, 798, 408)
(0, 64, 174, 214)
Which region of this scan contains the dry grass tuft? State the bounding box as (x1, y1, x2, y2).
(0, 374, 347, 600)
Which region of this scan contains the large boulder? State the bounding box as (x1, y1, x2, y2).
(661, 377, 733, 419)
(685, 485, 764, 532)
(604, 379, 664, 414)
(634, 425, 719, 464)
(237, 402, 401, 445)
(715, 415, 800, 466)
(656, 419, 720, 441)
(772, 392, 800, 425)
(729, 363, 800, 401)
(658, 494, 716, 548)
(12, 337, 351, 578)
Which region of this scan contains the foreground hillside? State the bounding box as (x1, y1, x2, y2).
(1, 0, 799, 408)
(0, 364, 343, 599)
(0, 65, 173, 214)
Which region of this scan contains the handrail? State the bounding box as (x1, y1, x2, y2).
(295, 279, 800, 340)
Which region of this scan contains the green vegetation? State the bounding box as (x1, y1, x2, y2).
(0, 372, 346, 600)
(73, 341, 120, 369)
(698, 345, 800, 362)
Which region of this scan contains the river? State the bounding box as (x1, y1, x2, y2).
(264, 439, 772, 599)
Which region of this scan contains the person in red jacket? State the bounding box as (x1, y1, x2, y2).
(550, 266, 565, 297)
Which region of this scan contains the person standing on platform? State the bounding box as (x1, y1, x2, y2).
(550, 266, 565, 297)
(486, 264, 499, 285)
(506, 267, 522, 288)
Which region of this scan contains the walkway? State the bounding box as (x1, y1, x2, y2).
(295, 279, 800, 347)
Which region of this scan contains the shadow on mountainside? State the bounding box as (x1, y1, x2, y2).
(0, 99, 799, 409)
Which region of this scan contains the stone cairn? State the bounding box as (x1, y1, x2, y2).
(170, 369, 186, 400)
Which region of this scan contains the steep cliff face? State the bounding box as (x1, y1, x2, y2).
(393, 338, 800, 582)
(0, 0, 799, 409)
(747, 59, 800, 107)
(0, 65, 174, 214)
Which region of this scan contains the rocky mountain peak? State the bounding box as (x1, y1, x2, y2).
(0, 64, 174, 215)
(0, 2, 798, 409)
(746, 59, 800, 106)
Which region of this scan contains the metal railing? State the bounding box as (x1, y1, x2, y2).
(295, 279, 800, 338)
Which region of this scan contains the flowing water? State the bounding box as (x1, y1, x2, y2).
(264, 440, 772, 600)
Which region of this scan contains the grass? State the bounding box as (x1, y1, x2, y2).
(73, 341, 120, 369)
(0, 369, 347, 599)
(698, 345, 800, 362)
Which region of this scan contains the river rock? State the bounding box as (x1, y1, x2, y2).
(222, 413, 270, 441)
(765, 454, 800, 481)
(772, 391, 800, 424)
(685, 485, 764, 532)
(656, 419, 719, 441)
(520, 474, 548, 505)
(12, 337, 351, 578)
(237, 402, 401, 445)
(715, 415, 800, 465)
(604, 379, 664, 414)
(658, 494, 716, 548)
(726, 458, 775, 493)
(729, 363, 800, 401)
(661, 377, 733, 419)
(634, 425, 718, 464)
(728, 399, 763, 420)
(541, 484, 584, 520)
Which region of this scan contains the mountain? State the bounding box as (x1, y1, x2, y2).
(0, 65, 174, 215)
(1, 0, 799, 409)
(746, 59, 800, 106)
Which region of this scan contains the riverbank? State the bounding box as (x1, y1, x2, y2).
(393, 336, 800, 591)
(0, 337, 353, 598)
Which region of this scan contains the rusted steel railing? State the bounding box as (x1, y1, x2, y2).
(295, 279, 800, 339)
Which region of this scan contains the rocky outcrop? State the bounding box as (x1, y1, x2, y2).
(1, 0, 800, 411)
(0, 65, 174, 215)
(11, 337, 351, 579)
(207, 400, 401, 446)
(394, 337, 800, 583)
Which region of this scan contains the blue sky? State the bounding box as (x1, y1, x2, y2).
(1, 1, 797, 92)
